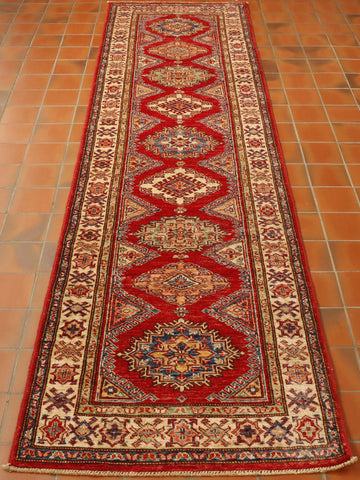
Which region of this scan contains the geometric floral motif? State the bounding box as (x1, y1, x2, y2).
(233, 419, 263, 446)
(293, 415, 323, 444)
(134, 261, 229, 305)
(135, 215, 225, 253)
(148, 39, 208, 60)
(142, 126, 220, 159)
(121, 319, 241, 391)
(145, 65, 213, 88)
(148, 17, 206, 37)
(140, 167, 221, 206)
(147, 92, 213, 122)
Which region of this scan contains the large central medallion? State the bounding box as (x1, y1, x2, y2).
(139, 167, 220, 205)
(147, 92, 213, 122)
(145, 65, 213, 88)
(148, 17, 207, 37)
(148, 40, 208, 60)
(135, 215, 225, 253)
(142, 126, 220, 159)
(121, 319, 241, 392)
(134, 262, 229, 305)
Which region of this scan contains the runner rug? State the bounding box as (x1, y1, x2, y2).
(6, 2, 356, 476)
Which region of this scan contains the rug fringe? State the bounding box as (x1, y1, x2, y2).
(3, 456, 358, 476)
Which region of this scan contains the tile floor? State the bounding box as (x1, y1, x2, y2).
(0, 0, 359, 478)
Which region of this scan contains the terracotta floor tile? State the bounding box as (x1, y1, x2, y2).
(347, 165, 360, 186)
(272, 46, 304, 59)
(48, 74, 82, 90)
(301, 142, 343, 164)
(0, 144, 27, 166)
(348, 309, 360, 347)
(338, 391, 360, 441)
(272, 105, 292, 123)
(39, 242, 57, 273)
(314, 187, 359, 212)
(304, 240, 333, 270)
(1, 34, 35, 47)
(281, 72, 316, 89)
(341, 59, 360, 74)
(31, 123, 71, 143)
(297, 123, 335, 142)
(320, 308, 354, 347)
(0, 244, 42, 273)
(69, 122, 84, 143)
(340, 144, 360, 164)
(14, 74, 49, 91)
(17, 165, 61, 188)
(338, 272, 360, 307)
(311, 272, 343, 307)
(53, 59, 86, 75)
(292, 187, 316, 211)
(308, 165, 351, 186)
(291, 105, 328, 122)
(319, 88, 357, 105)
(277, 59, 310, 73)
(281, 142, 303, 164)
(313, 72, 348, 88)
(286, 88, 322, 104)
(30, 272, 51, 309)
(10, 188, 55, 213)
(299, 34, 330, 46)
(58, 46, 91, 61)
(275, 122, 297, 142)
(7, 89, 44, 107)
(0, 349, 17, 392)
(0, 74, 17, 90)
(65, 23, 94, 35)
(26, 46, 59, 60)
(285, 164, 309, 186)
(333, 123, 360, 142)
(346, 73, 360, 88)
(335, 45, 360, 59)
(304, 46, 336, 58)
(0, 214, 49, 242)
(327, 33, 358, 46)
(43, 89, 79, 106)
(295, 23, 325, 35)
(0, 165, 19, 188)
(46, 214, 65, 241)
(21, 59, 55, 75)
(268, 33, 300, 46)
(25, 143, 66, 164)
(330, 347, 360, 391)
(298, 213, 325, 240)
(309, 58, 343, 73)
(0, 124, 33, 143)
(0, 393, 22, 443)
(291, 12, 318, 23)
(11, 349, 33, 394)
(327, 105, 360, 122)
(0, 310, 27, 348)
(322, 213, 360, 240)
(0, 189, 12, 212)
(38, 106, 75, 124)
(317, 12, 345, 24)
(264, 72, 282, 89)
(37, 21, 66, 35)
(268, 88, 287, 104)
(32, 34, 62, 48)
(1, 106, 39, 124)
